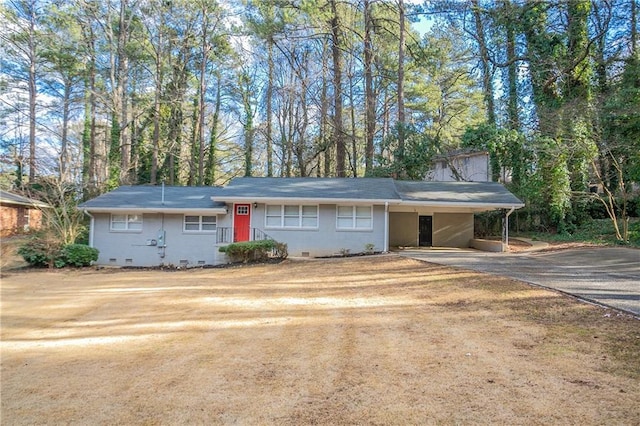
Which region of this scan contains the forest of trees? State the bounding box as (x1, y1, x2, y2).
(1, 0, 639, 238)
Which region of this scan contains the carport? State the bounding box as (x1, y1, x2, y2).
(388, 181, 525, 251)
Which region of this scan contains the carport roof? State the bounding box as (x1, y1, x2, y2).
(393, 181, 524, 208)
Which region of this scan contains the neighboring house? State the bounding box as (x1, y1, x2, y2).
(79, 178, 524, 267)
(0, 190, 50, 237)
(426, 149, 492, 182)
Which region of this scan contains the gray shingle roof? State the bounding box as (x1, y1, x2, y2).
(218, 177, 400, 201)
(78, 186, 226, 210)
(79, 179, 524, 211)
(394, 181, 524, 206)
(0, 190, 50, 208)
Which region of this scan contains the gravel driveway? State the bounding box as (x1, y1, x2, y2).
(399, 247, 640, 316)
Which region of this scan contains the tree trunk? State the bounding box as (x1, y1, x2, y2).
(471, 0, 495, 125)
(502, 0, 519, 130)
(349, 73, 358, 177)
(364, 0, 376, 175)
(60, 79, 72, 181)
(286, 101, 294, 177)
(197, 8, 210, 185)
(150, 32, 163, 185)
(88, 42, 98, 191)
(205, 74, 221, 186)
(266, 41, 274, 177)
(82, 76, 92, 192)
(239, 73, 254, 177)
(27, 1, 37, 183)
(330, 0, 346, 177)
(320, 43, 331, 177)
(397, 0, 406, 163)
(189, 95, 199, 186)
(168, 105, 183, 186)
(297, 88, 309, 177)
(117, 0, 130, 184)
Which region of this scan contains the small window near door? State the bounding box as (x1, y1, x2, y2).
(236, 205, 249, 215)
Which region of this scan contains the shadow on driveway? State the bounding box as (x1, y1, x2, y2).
(398, 247, 640, 317)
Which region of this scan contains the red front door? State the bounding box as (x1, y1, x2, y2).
(234, 204, 251, 242)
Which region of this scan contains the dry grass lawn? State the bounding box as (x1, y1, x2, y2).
(1, 256, 639, 425)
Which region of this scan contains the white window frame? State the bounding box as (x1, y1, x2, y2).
(336, 205, 373, 231)
(183, 215, 217, 232)
(110, 213, 143, 232)
(265, 204, 318, 229)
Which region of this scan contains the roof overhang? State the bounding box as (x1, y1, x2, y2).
(82, 207, 228, 215)
(0, 200, 51, 208)
(397, 200, 525, 210)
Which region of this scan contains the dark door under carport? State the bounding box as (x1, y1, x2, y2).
(419, 216, 433, 247)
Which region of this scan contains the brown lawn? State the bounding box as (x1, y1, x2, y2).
(1, 256, 639, 425)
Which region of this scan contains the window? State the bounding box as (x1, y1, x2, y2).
(184, 215, 217, 232)
(110, 214, 142, 231)
(23, 209, 30, 231)
(336, 205, 372, 230)
(236, 205, 249, 215)
(265, 205, 318, 228)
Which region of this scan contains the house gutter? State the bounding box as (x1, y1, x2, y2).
(79, 207, 228, 215)
(83, 210, 95, 248)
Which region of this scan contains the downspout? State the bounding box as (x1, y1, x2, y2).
(83, 210, 94, 248)
(503, 207, 515, 251)
(384, 202, 389, 252)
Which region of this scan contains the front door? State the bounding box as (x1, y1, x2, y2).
(234, 204, 251, 242)
(419, 215, 433, 247)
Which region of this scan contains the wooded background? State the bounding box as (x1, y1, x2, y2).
(1, 0, 638, 236)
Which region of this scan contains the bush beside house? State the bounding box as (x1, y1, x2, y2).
(219, 240, 288, 263)
(18, 235, 98, 268)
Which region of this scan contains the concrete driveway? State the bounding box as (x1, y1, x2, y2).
(399, 247, 640, 316)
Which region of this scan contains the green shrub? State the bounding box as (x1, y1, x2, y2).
(17, 234, 63, 268)
(219, 240, 287, 263)
(60, 244, 99, 267)
(18, 235, 98, 268)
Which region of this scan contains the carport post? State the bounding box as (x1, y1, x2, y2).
(384, 202, 389, 252)
(503, 207, 515, 251)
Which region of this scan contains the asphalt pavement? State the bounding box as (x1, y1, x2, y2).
(398, 246, 640, 317)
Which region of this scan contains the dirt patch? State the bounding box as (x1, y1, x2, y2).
(1, 256, 639, 424)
